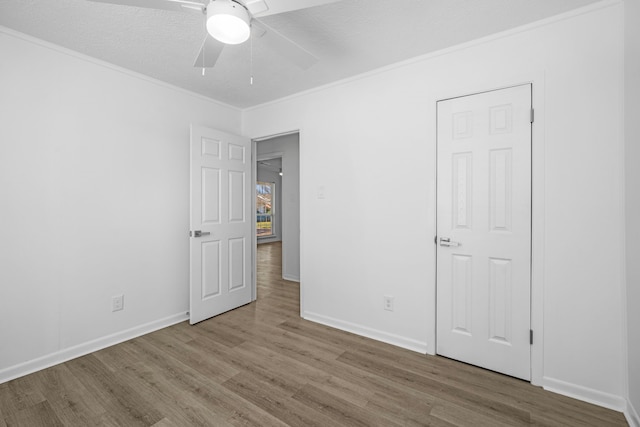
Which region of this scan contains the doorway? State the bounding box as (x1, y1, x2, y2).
(436, 84, 532, 380)
(254, 132, 301, 289)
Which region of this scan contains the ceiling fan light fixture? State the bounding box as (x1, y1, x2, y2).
(206, 0, 251, 45)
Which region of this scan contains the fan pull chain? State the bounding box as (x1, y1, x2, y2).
(202, 15, 207, 76)
(250, 31, 254, 85)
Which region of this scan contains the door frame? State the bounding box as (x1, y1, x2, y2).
(251, 130, 302, 306)
(432, 76, 545, 386)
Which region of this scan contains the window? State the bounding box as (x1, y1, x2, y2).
(256, 181, 274, 237)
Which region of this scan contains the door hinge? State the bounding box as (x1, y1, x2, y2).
(530, 108, 535, 123)
(530, 329, 533, 345)
(434, 236, 437, 244)
(189, 230, 192, 237)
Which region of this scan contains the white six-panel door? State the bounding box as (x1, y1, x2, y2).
(190, 125, 252, 325)
(436, 85, 532, 380)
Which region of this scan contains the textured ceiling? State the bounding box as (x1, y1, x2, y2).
(0, 0, 599, 108)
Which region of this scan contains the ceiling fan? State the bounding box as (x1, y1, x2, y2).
(86, 0, 341, 70)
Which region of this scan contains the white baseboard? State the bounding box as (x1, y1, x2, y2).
(302, 311, 428, 354)
(283, 274, 300, 282)
(542, 376, 626, 412)
(0, 312, 188, 385)
(258, 237, 281, 244)
(627, 398, 640, 427)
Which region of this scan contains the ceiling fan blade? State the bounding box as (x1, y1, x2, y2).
(193, 35, 225, 68)
(86, 0, 205, 12)
(244, 0, 342, 17)
(252, 19, 317, 70)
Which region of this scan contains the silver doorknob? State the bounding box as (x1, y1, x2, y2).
(193, 230, 211, 237)
(439, 237, 461, 247)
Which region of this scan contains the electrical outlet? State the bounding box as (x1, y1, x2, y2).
(112, 294, 124, 312)
(383, 295, 394, 312)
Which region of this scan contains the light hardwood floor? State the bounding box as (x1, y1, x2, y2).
(0, 242, 628, 426)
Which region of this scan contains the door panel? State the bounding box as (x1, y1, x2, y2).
(488, 257, 512, 343)
(436, 84, 532, 380)
(190, 125, 252, 325)
(451, 254, 472, 334)
(490, 149, 512, 231)
(452, 152, 472, 229)
(202, 167, 221, 224)
(202, 241, 221, 298)
(229, 170, 245, 222)
(229, 237, 246, 291)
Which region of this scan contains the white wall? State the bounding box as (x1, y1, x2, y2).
(0, 28, 242, 382)
(244, 2, 626, 411)
(625, 0, 640, 424)
(255, 134, 300, 281)
(257, 161, 283, 242)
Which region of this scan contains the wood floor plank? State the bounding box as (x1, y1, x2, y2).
(306, 375, 372, 408)
(0, 376, 46, 418)
(429, 401, 518, 427)
(364, 388, 436, 425)
(346, 343, 592, 424)
(3, 400, 64, 427)
(277, 317, 388, 354)
(112, 360, 234, 427)
(349, 346, 542, 415)
(291, 382, 402, 427)
(121, 336, 288, 426)
(64, 354, 164, 426)
(221, 373, 336, 427)
(337, 349, 532, 425)
(151, 418, 181, 427)
(138, 327, 240, 383)
(235, 341, 332, 389)
(0, 242, 628, 426)
(29, 363, 107, 425)
(112, 342, 277, 427)
(230, 318, 346, 365)
(224, 405, 290, 427)
(185, 335, 307, 396)
(196, 318, 248, 348)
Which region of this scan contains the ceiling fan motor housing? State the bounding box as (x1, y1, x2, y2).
(207, 0, 251, 45)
